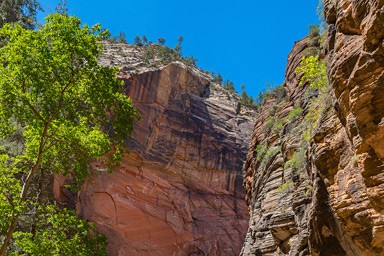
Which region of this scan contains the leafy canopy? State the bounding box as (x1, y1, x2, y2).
(0, 0, 41, 29)
(295, 55, 327, 89)
(0, 13, 139, 179)
(0, 12, 139, 255)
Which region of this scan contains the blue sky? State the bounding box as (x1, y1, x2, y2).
(37, 1, 320, 97)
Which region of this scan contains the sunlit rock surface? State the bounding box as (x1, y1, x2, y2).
(55, 43, 256, 256)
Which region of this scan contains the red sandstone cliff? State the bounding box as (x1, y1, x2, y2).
(241, 1, 384, 255)
(55, 43, 255, 255)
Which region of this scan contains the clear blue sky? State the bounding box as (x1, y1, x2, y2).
(37, 1, 320, 97)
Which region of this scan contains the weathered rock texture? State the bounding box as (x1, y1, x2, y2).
(319, 1, 384, 255)
(241, 37, 327, 256)
(241, 2, 384, 255)
(54, 43, 255, 255)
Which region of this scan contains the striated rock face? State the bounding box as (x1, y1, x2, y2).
(241, 2, 384, 256)
(56, 43, 255, 256)
(241, 37, 329, 256)
(319, 1, 384, 255)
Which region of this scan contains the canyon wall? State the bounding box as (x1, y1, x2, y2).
(241, 1, 384, 255)
(55, 43, 255, 256)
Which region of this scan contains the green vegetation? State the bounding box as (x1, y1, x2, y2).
(134, 35, 143, 46)
(184, 56, 198, 66)
(0, 13, 140, 255)
(254, 144, 281, 168)
(0, 0, 41, 29)
(305, 184, 312, 198)
(157, 37, 166, 45)
(278, 180, 293, 192)
(284, 148, 306, 172)
(305, 24, 322, 56)
(136, 35, 198, 67)
(241, 90, 256, 108)
(13, 206, 107, 255)
(263, 146, 280, 164)
(255, 84, 286, 106)
(288, 107, 302, 120)
(142, 47, 155, 64)
(295, 55, 327, 89)
(114, 31, 127, 43)
(308, 24, 320, 38)
(262, 117, 275, 133)
(254, 144, 268, 161)
(141, 35, 148, 45)
(213, 72, 223, 84)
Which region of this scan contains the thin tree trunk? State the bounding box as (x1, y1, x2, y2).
(0, 124, 49, 256)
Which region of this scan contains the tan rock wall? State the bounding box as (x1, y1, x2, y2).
(241, 2, 384, 255)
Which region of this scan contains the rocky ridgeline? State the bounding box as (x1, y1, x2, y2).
(55, 41, 256, 255)
(241, 1, 384, 255)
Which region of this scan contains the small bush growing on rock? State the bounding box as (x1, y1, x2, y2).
(308, 24, 320, 38)
(295, 55, 327, 89)
(142, 47, 155, 64)
(254, 144, 268, 161)
(278, 180, 293, 192)
(262, 146, 281, 165)
(284, 148, 306, 173)
(184, 56, 198, 66)
(288, 107, 303, 120)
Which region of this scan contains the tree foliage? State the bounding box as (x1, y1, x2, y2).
(0, 0, 41, 29)
(0, 13, 139, 255)
(134, 35, 142, 46)
(157, 37, 165, 45)
(295, 55, 327, 88)
(13, 206, 107, 256)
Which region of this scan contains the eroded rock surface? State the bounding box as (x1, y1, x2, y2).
(241, 2, 384, 255)
(241, 38, 332, 256)
(319, 1, 384, 255)
(56, 43, 255, 256)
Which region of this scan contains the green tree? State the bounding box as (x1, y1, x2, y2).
(241, 91, 249, 104)
(216, 73, 223, 84)
(0, 13, 139, 255)
(184, 56, 197, 66)
(119, 31, 127, 43)
(223, 80, 235, 91)
(134, 35, 142, 46)
(157, 37, 166, 45)
(174, 36, 183, 56)
(248, 96, 254, 106)
(142, 47, 155, 64)
(141, 35, 148, 45)
(177, 36, 183, 44)
(174, 44, 182, 56)
(0, 0, 41, 29)
(308, 24, 320, 38)
(157, 45, 172, 61)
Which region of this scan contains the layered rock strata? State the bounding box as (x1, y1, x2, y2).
(241, 2, 384, 255)
(55, 43, 255, 256)
(241, 37, 332, 255)
(317, 1, 384, 255)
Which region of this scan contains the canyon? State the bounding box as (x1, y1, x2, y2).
(55, 43, 255, 255)
(241, 1, 384, 255)
(54, 1, 384, 255)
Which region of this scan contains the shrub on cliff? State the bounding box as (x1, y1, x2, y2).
(295, 55, 327, 89)
(0, 13, 140, 255)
